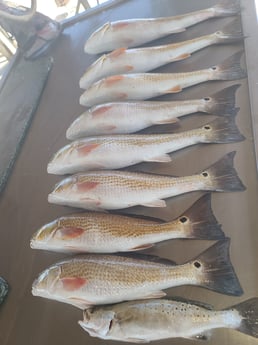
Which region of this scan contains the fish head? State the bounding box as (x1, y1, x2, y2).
(32, 264, 62, 298)
(79, 307, 116, 338)
(47, 143, 76, 175)
(48, 175, 79, 205)
(84, 22, 111, 54)
(66, 113, 88, 141)
(30, 219, 60, 250)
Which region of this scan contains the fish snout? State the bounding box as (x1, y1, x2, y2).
(30, 220, 59, 249)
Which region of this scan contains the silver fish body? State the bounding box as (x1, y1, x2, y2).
(80, 18, 242, 89)
(84, 0, 240, 54)
(32, 239, 243, 310)
(48, 152, 245, 211)
(67, 85, 239, 139)
(79, 298, 258, 342)
(49, 117, 244, 174)
(79, 52, 246, 107)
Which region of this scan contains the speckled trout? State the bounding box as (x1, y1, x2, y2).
(79, 52, 246, 107)
(79, 297, 258, 342)
(49, 117, 244, 175)
(67, 84, 239, 139)
(84, 0, 240, 54)
(31, 194, 224, 253)
(32, 239, 243, 310)
(81, 18, 243, 89)
(48, 151, 245, 211)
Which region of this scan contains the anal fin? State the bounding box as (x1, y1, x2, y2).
(154, 117, 179, 125)
(141, 199, 166, 208)
(144, 154, 171, 163)
(142, 290, 166, 299)
(129, 243, 154, 251)
(185, 332, 211, 341)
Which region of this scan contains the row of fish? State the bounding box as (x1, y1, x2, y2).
(31, 0, 258, 343)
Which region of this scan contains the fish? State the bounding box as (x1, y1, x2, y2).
(48, 151, 245, 211)
(79, 51, 246, 107)
(78, 297, 258, 342)
(0, 276, 8, 305)
(49, 117, 244, 175)
(80, 18, 243, 89)
(31, 239, 243, 310)
(84, 0, 241, 54)
(30, 194, 225, 253)
(67, 84, 239, 139)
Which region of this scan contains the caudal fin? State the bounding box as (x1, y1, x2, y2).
(177, 194, 225, 240)
(212, 51, 246, 81)
(229, 298, 258, 338)
(191, 239, 243, 296)
(214, 17, 244, 44)
(200, 117, 245, 144)
(212, 0, 241, 17)
(203, 84, 240, 116)
(200, 151, 246, 192)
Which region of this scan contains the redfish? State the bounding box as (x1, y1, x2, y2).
(79, 52, 246, 107)
(49, 117, 244, 174)
(81, 18, 243, 89)
(48, 151, 245, 211)
(32, 239, 243, 310)
(67, 84, 239, 139)
(84, 0, 241, 54)
(31, 194, 224, 253)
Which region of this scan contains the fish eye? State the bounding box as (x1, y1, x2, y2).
(203, 97, 210, 102)
(179, 216, 188, 224)
(194, 261, 201, 269)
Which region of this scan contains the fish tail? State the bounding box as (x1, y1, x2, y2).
(212, 0, 241, 17)
(228, 298, 258, 338)
(201, 151, 246, 192)
(177, 194, 225, 240)
(200, 117, 245, 144)
(212, 51, 246, 81)
(214, 17, 244, 43)
(192, 238, 243, 296)
(203, 84, 240, 116)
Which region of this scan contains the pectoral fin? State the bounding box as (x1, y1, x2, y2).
(144, 154, 171, 163)
(125, 65, 134, 71)
(172, 53, 191, 62)
(141, 199, 166, 208)
(166, 85, 182, 93)
(61, 277, 87, 291)
(109, 47, 127, 59)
